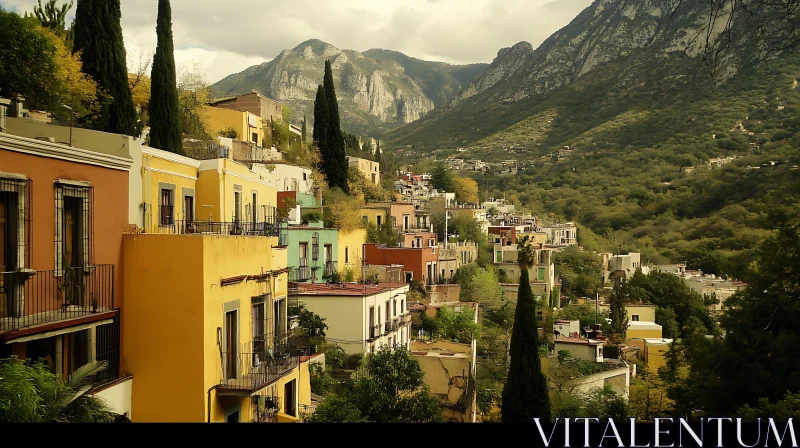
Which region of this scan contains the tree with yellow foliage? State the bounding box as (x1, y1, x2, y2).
(0, 10, 97, 120)
(453, 176, 479, 204)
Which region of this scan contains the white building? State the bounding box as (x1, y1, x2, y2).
(542, 222, 578, 246)
(251, 163, 314, 194)
(601, 252, 650, 284)
(290, 282, 411, 355)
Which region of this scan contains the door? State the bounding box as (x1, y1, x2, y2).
(369, 307, 375, 338)
(273, 299, 284, 347)
(253, 303, 265, 362)
(225, 311, 237, 379)
(403, 215, 409, 231)
(63, 330, 89, 378)
(0, 191, 18, 272)
(284, 380, 296, 417)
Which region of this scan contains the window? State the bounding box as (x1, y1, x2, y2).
(184, 195, 194, 222)
(403, 214, 409, 230)
(428, 238, 435, 247)
(393, 299, 397, 317)
(538, 267, 546, 281)
(252, 193, 258, 223)
(385, 301, 390, 323)
(299, 243, 308, 267)
(224, 310, 238, 379)
(234, 191, 242, 222)
(160, 188, 174, 226)
(55, 183, 92, 271)
(252, 132, 258, 143)
(303, 173, 307, 181)
(369, 307, 375, 338)
(0, 177, 30, 272)
(312, 233, 319, 261)
(405, 272, 413, 282)
(377, 215, 382, 226)
(252, 302, 266, 361)
(632, 315, 640, 322)
(400, 299, 404, 313)
(345, 247, 349, 264)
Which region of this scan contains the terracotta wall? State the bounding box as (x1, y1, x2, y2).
(1, 149, 129, 309)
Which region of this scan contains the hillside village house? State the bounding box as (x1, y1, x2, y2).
(208, 92, 283, 124)
(493, 243, 557, 303)
(282, 223, 339, 284)
(290, 282, 411, 354)
(124, 145, 312, 422)
(601, 252, 649, 284)
(364, 244, 439, 285)
(0, 130, 133, 417)
(360, 202, 417, 232)
(542, 222, 578, 247)
(347, 156, 380, 185)
(203, 106, 265, 147)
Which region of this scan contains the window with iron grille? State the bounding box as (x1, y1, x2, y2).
(55, 182, 92, 270)
(159, 189, 174, 226)
(312, 232, 319, 261)
(0, 177, 32, 271)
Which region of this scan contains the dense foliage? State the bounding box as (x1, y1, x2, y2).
(307, 347, 443, 423)
(0, 358, 128, 423)
(0, 8, 97, 120)
(148, 0, 182, 154)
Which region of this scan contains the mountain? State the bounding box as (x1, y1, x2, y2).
(210, 39, 489, 136)
(384, 0, 800, 274)
(384, 0, 782, 150)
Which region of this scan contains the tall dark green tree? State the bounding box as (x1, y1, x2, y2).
(375, 141, 382, 164)
(502, 237, 551, 422)
(73, 0, 139, 136)
(320, 59, 348, 192)
(609, 279, 629, 343)
(313, 85, 329, 150)
(301, 114, 307, 143)
(148, 0, 182, 153)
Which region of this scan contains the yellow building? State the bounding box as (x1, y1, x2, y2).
(643, 338, 673, 373)
(360, 206, 389, 228)
(141, 147, 278, 230)
(347, 156, 380, 185)
(125, 146, 311, 423)
(626, 321, 663, 339)
(203, 105, 265, 146)
(338, 229, 366, 280)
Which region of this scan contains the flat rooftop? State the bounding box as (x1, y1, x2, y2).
(289, 282, 408, 296)
(553, 337, 603, 346)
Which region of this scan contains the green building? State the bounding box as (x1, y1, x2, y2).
(281, 222, 339, 283)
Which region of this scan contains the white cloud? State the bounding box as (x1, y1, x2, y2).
(1, 0, 592, 82)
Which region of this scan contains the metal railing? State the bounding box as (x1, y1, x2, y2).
(290, 262, 310, 282)
(369, 323, 381, 340)
(0, 265, 114, 332)
(147, 219, 279, 237)
(218, 337, 303, 394)
(252, 394, 282, 423)
(323, 260, 337, 279)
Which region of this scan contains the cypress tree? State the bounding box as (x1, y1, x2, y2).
(313, 85, 330, 174)
(322, 60, 348, 192)
(148, 0, 182, 153)
(73, 0, 139, 136)
(375, 140, 382, 164)
(301, 114, 307, 143)
(502, 238, 551, 423)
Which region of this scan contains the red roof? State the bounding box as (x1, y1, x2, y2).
(290, 282, 408, 297)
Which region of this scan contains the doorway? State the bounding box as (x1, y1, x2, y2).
(284, 380, 296, 417)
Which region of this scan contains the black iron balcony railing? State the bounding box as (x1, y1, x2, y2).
(218, 336, 303, 395)
(323, 260, 337, 279)
(147, 219, 278, 237)
(252, 394, 281, 423)
(0, 265, 115, 332)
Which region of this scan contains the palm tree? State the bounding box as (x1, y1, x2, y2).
(0, 357, 130, 422)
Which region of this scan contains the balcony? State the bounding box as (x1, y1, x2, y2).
(400, 314, 412, 325)
(217, 337, 302, 396)
(147, 219, 278, 237)
(252, 395, 282, 423)
(384, 320, 393, 334)
(290, 260, 310, 282)
(323, 260, 337, 279)
(368, 323, 381, 341)
(0, 265, 115, 333)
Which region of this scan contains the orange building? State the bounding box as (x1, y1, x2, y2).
(0, 131, 133, 414)
(363, 244, 439, 284)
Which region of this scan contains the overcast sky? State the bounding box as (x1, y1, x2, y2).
(2, 0, 592, 83)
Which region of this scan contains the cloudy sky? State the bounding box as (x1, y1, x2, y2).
(2, 0, 592, 83)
